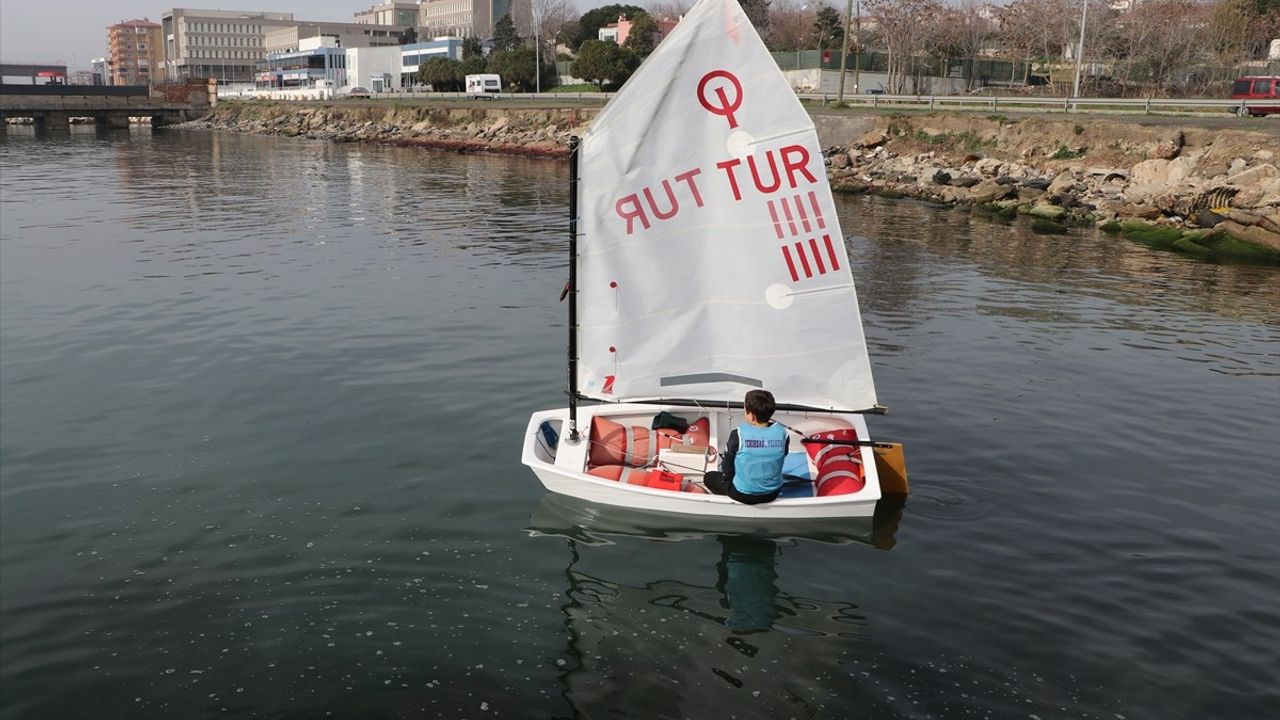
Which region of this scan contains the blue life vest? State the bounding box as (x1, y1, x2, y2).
(733, 422, 788, 495)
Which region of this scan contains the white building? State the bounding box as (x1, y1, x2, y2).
(347, 45, 404, 92)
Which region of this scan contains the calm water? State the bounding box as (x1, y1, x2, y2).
(1, 126, 1277, 720)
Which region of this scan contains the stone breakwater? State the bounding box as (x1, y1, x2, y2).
(823, 114, 1280, 256)
(188, 101, 596, 157)
(190, 103, 1280, 259)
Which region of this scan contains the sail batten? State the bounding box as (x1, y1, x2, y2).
(575, 0, 877, 411)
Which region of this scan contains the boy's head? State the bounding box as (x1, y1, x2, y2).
(744, 390, 776, 424)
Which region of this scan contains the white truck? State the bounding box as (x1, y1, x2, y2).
(465, 74, 502, 98)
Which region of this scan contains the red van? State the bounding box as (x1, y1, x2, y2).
(1231, 76, 1280, 116)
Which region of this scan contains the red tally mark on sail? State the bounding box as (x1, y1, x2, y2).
(771, 191, 839, 282)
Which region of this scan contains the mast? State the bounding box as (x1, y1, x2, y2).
(567, 135, 581, 442)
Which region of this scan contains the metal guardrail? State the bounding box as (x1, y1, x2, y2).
(793, 93, 1280, 116)
(235, 89, 1279, 116)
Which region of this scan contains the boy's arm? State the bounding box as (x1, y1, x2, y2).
(720, 428, 739, 484)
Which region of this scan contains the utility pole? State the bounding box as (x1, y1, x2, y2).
(1072, 0, 1089, 98)
(837, 0, 853, 103)
(853, 0, 860, 97)
(535, 15, 541, 94)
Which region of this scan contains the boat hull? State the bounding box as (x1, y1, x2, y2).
(521, 403, 882, 519)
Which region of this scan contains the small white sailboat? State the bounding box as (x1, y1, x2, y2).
(520, 0, 905, 519)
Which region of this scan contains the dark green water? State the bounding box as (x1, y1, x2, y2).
(1, 127, 1277, 720)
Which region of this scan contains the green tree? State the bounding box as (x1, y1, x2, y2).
(556, 20, 581, 50)
(493, 13, 523, 51)
(623, 14, 659, 56)
(418, 57, 462, 90)
(488, 47, 538, 90)
(573, 4, 646, 50)
(460, 54, 489, 78)
(398, 26, 418, 45)
(813, 6, 843, 50)
(462, 35, 485, 60)
(570, 39, 640, 89)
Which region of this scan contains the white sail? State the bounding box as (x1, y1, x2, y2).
(575, 0, 877, 411)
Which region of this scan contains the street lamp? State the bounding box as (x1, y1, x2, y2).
(837, 0, 860, 103)
(1072, 0, 1089, 98)
(837, 0, 853, 103)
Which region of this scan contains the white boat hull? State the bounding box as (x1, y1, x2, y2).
(521, 403, 882, 519)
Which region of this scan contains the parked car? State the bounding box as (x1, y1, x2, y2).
(1230, 76, 1279, 116)
(344, 86, 372, 99)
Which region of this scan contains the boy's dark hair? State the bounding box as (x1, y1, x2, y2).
(744, 389, 776, 422)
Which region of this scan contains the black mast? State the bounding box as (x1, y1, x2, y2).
(567, 135, 581, 442)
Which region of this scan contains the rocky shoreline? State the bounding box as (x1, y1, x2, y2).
(187, 102, 1280, 263)
(823, 114, 1280, 261)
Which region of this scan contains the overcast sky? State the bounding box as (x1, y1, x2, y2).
(0, 1, 599, 68)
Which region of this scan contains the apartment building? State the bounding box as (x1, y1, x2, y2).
(355, 2, 422, 29)
(108, 18, 164, 86)
(419, 0, 528, 40)
(264, 22, 405, 54)
(160, 8, 297, 82)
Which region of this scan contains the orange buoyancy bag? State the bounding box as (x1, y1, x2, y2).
(587, 465, 649, 484)
(589, 416, 711, 468)
(804, 429, 867, 496)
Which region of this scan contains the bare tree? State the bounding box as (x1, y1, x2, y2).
(932, 0, 994, 91)
(527, 0, 574, 62)
(865, 0, 943, 94)
(769, 0, 819, 50)
(1114, 0, 1210, 94)
(644, 0, 693, 19)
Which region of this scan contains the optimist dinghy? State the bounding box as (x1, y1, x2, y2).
(520, 0, 905, 519)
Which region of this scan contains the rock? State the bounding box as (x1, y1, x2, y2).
(1225, 209, 1263, 226)
(1018, 187, 1046, 202)
(975, 158, 1003, 177)
(952, 176, 981, 188)
(856, 130, 887, 148)
(1118, 204, 1162, 220)
(1048, 171, 1075, 195)
(1201, 163, 1229, 179)
(1154, 131, 1184, 160)
(970, 180, 1015, 203)
(939, 186, 971, 203)
(1029, 203, 1067, 220)
(847, 150, 860, 166)
(1167, 155, 1200, 185)
(1131, 159, 1171, 187)
(1194, 210, 1227, 228)
(1228, 158, 1248, 175)
(1022, 177, 1051, 190)
(995, 175, 1018, 186)
(1227, 163, 1278, 187)
(1261, 214, 1280, 235)
(1086, 167, 1128, 179)
(830, 153, 850, 170)
(1255, 149, 1275, 162)
(932, 170, 952, 185)
(1218, 220, 1280, 251)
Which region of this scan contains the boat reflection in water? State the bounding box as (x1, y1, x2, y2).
(526, 496, 907, 716)
(528, 492, 907, 549)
